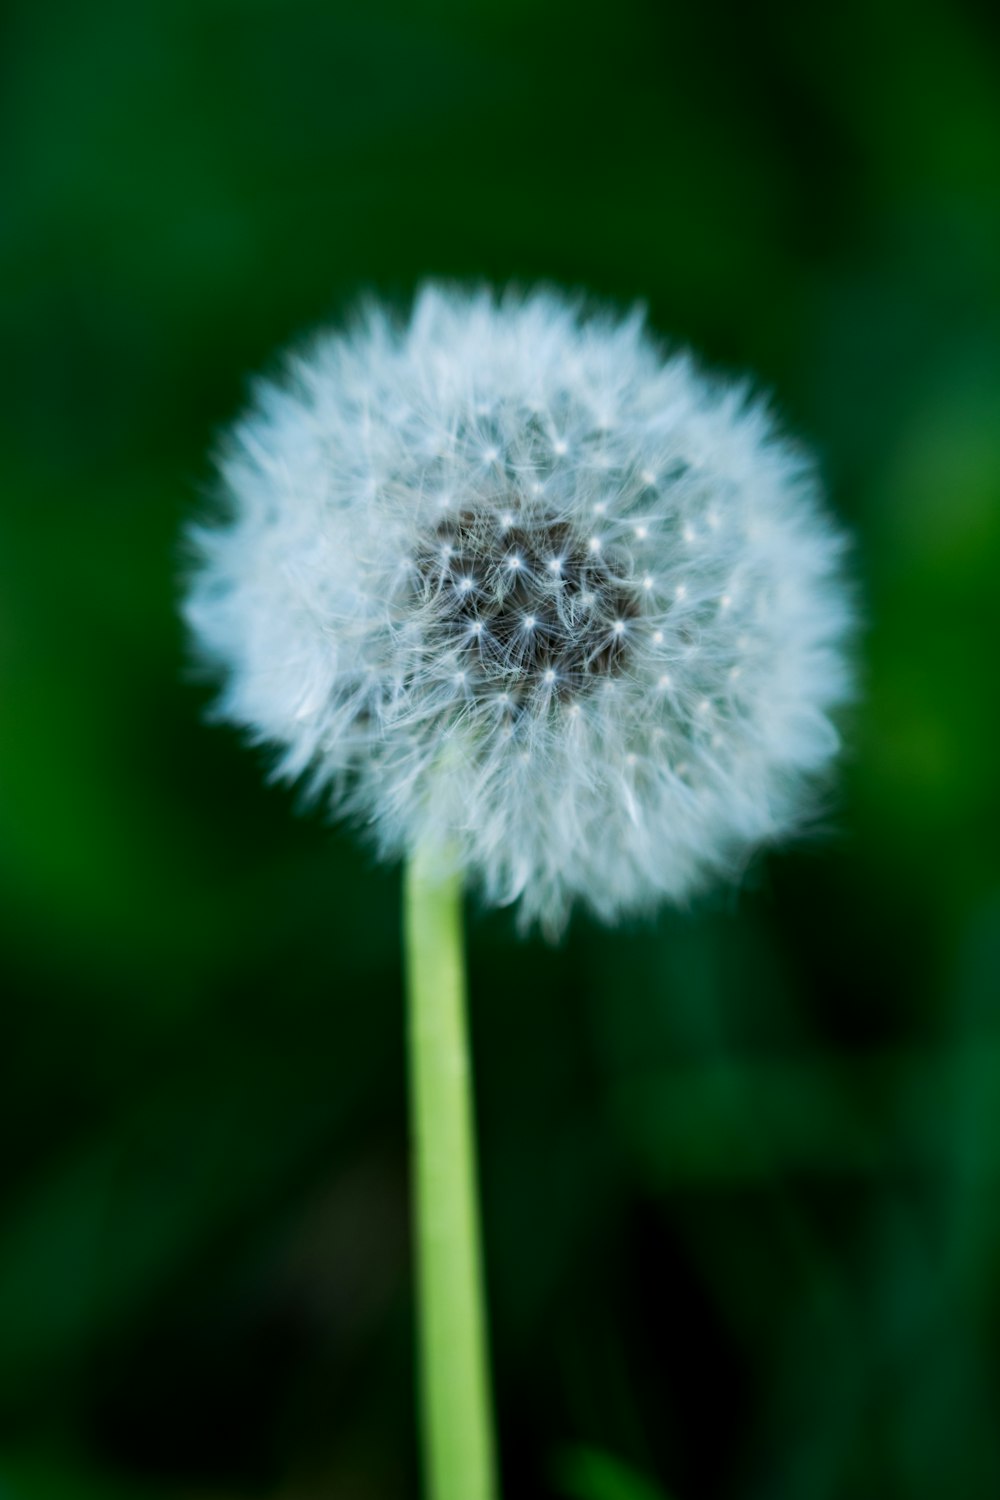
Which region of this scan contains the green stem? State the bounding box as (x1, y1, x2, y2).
(404, 848, 499, 1500)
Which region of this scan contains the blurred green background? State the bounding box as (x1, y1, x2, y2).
(2, 0, 999, 1497)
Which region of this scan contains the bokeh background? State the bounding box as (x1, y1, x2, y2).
(3, 1, 1000, 1497)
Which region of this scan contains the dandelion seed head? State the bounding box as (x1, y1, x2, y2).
(184, 284, 854, 935)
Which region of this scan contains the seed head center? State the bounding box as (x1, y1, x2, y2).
(417, 507, 640, 699)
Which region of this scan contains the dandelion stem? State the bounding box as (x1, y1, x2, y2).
(404, 848, 498, 1500)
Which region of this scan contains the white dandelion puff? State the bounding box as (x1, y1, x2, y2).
(184, 284, 854, 934)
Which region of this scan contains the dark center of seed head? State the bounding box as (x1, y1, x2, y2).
(417, 508, 640, 698)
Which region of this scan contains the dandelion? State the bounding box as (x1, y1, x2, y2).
(183, 284, 854, 1500)
(186, 285, 851, 936)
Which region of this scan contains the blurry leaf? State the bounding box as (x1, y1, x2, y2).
(551, 1445, 675, 1500)
(610, 1047, 1000, 1185)
(946, 892, 1000, 1302)
(0, 1452, 153, 1500)
(0, 1017, 385, 1410)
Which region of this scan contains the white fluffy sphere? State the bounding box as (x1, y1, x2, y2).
(185, 285, 853, 933)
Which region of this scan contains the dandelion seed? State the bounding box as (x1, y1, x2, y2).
(184, 283, 854, 934)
